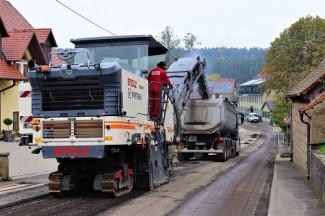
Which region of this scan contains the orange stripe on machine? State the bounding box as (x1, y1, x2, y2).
(110, 124, 136, 130)
(105, 121, 154, 131)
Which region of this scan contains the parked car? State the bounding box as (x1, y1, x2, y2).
(247, 113, 259, 123)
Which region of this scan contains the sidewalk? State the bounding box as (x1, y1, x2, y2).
(0, 140, 57, 207)
(0, 140, 58, 179)
(268, 128, 325, 215)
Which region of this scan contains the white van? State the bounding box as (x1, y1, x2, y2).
(247, 113, 259, 123)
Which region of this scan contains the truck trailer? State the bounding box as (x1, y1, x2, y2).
(177, 96, 240, 161)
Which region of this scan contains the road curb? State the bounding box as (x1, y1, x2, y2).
(0, 182, 48, 196)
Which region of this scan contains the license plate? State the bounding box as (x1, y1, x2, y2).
(196, 142, 206, 146)
(189, 135, 197, 142)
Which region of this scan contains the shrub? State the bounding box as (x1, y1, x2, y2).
(320, 145, 325, 154)
(3, 118, 13, 131)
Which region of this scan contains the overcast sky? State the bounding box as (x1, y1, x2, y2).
(7, 0, 325, 49)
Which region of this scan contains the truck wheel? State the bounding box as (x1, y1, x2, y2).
(236, 138, 240, 156)
(226, 139, 230, 160)
(218, 150, 227, 162)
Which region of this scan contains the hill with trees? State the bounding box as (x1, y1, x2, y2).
(172, 47, 267, 84)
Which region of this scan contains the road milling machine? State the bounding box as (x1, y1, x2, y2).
(21, 35, 208, 197)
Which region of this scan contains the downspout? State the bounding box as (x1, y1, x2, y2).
(284, 97, 293, 162)
(0, 80, 16, 93)
(0, 80, 16, 132)
(299, 110, 311, 180)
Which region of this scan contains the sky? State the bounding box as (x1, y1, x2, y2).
(7, 0, 325, 49)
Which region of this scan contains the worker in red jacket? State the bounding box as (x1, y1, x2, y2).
(147, 61, 171, 118)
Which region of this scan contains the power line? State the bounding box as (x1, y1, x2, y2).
(56, 0, 116, 36)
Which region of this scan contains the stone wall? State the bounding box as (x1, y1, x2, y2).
(311, 151, 325, 205)
(308, 102, 325, 143)
(292, 102, 308, 170)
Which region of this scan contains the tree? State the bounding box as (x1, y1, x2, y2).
(183, 32, 201, 52)
(207, 73, 221, 81)
(157, 26, 181, 66)
(263, 15, 325, 94)
(270, 93, 290, 132)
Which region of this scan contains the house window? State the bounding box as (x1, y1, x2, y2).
(263, 111, 270, 119)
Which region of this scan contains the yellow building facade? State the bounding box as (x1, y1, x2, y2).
(0, 50, 31, 132)
(238, 76, 275, 123)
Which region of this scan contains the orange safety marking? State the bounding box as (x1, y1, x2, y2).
(105, 121, 138, 125)
(105, 121, 154, 131)
(105, 121, 154, 127)
(167, 127, 173, 132)
(110, 124, 136, 130)
(32, 125, 42, 131)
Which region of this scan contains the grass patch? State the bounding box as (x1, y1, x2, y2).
(0, 176, 13, 181)
(320, 145, 325, 154)
(274, 150, 278, 157)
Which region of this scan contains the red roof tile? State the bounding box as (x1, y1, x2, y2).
(0, 0, 33, 32)
(2, 30, 47, 64)
(215, 78, 236, 87)
(33, 29, 51, 44)
(2, 31, 34, 60)
(0, 59, 27, 80)
(300, 93, 325, 112)
(12, 28, 58, 47)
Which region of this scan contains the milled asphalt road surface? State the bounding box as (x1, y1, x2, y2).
(169, 123, 275, 216)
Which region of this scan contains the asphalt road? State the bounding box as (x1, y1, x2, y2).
(169, 123, 276, 216)
(0, 123, 274, 216)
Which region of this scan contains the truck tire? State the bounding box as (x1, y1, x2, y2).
(218, 150, 227, 162)
(218, 140, 228, 162)
(230, 140, 236, 158)
(236, 138, 240, 156)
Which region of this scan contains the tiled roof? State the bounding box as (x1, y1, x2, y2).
(300, 93, 325, 112)
(0, 0, 33, 32)
(215, 78, 236, 87)
(32, 29, 58, 47)
(2, 31, 34, 60)
(33, 29, 51, 43)
(12, 28, 58, 47)
(2, 31, 47, 64)
(262, 101, 274, 111)
(287, 60, 325, 97)
(0, 17, 9, 37)
(0, 59, 27, 80)
(0, 1, 58, 47)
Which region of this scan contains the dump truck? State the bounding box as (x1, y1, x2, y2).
(166, 58, 240, 161)
(176, 96, 240, 161)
